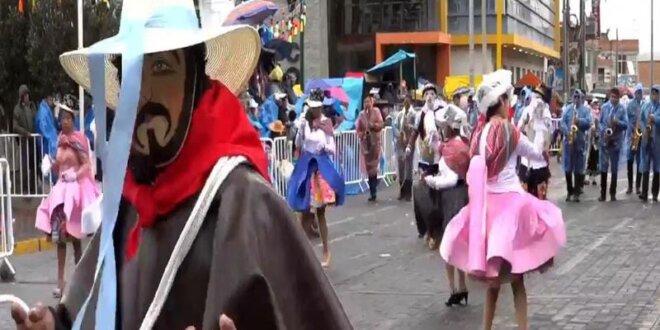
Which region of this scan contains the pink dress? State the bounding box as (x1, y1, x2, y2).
(440, 123, 566, 286)
(35, 131, 100, 240)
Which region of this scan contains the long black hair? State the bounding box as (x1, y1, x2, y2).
(485, 93, 509, 122)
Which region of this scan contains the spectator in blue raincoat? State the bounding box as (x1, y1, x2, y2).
(34, 94, 59, 159)
(259, 93, 289, 138)
(639, 85, 660, 202)
(560, 90, 592, 202)
(626, 84, 645, 194)
(513, 87, 532, 126)
(74, 103, 95, 147)
(598, 87, 629, 202)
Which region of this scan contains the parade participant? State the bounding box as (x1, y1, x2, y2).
(639, 85, 660, 202)
(287, 98, 345, 268)
(11, 1, 352, 328)
(626, 84, 645, 195)
(519, 91, 553, 199)
(35, 93, 59, 160)
(357, 94, 384, 202)
(560, 90, 592, 202)
(599, 88, 629, 202)
(35, 97, 100, 299)
(440, 75, 566, 330)
(423, 105, 470, 306)
(586, 99, 601, 185)
(513, 87, 532, 126)
(393, 96, 417, 201)
(407, 83, 445, 239)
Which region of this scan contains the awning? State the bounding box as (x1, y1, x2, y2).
(366, 49, 416, 75)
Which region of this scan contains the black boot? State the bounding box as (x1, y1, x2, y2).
(626, 160, 634, 194)
(636, 171, 642, 195)
(565, 172, 574, 202)
(368, 176, 378, 202)
(610, 170, 618, 201)
(573, 174, 583, 202)
(640, 172, 650, 202)
(599, 172, 607, 202)
(403, 179, 413, 201)
(652, 172, 660, 202)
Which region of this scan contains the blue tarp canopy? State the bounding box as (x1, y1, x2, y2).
(366, 49, 416, 75)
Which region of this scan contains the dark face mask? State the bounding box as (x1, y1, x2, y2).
(128, 45, 208, 184)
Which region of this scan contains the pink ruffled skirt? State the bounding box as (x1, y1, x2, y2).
(440, 156, 566, 286)
(35, 176, 100, 240)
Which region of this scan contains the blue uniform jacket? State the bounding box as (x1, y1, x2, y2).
(560, 103, 592, 173)
(640, 101, 660, 172)
(599, 101, 628, 151)
(34, 100, 59, 158)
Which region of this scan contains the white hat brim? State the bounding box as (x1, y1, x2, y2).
(478, 84, 513, 115)
(59, 24, 260, 109)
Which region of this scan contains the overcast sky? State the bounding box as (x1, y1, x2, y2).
(562, 0, 659, 54)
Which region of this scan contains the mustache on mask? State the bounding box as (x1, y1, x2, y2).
(134, 102, 173, 150)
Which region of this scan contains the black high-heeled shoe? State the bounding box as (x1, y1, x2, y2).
(458, 291, 468, 305)
(445, 292, 462, 306)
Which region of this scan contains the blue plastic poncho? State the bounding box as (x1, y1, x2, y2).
(34, 99, 59, 158)
(560, 102, 592, 173)
(640, 96, 660, 173)
(599, 101, 629, 173)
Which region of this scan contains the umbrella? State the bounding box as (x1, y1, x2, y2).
(328, 86, 349, 104)
(223, 0, 279, 26)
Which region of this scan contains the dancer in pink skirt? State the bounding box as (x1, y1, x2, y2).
(34, 97, 100, 299)
(440, 76, 566, 330)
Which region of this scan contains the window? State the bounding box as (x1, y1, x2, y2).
(598, 67, 605, 83)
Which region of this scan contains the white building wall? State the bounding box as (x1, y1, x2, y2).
(450, 46, 495, 76)
(501, 48, 546, 83)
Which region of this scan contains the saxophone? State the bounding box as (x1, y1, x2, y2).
(631, 106, 643, 152)
(568, 107, 578, 145)
(645, 112, 655, 144)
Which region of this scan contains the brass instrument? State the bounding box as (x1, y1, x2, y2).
(568, 107, 578, 145)
(631, 106, 643, 152)
(645, 112, 655, 144)
(603, 113, 615, 146)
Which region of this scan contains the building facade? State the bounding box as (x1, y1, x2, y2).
(638, 53, 660, 87)
(300, 0, 560, 87)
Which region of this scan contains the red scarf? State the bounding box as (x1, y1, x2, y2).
(123, 81, 269, 260)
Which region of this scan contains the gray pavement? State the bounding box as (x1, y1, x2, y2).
(2, 164, 660, 329)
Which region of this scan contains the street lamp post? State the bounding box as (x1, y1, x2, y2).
(77, 0, 84, 131)
(562, 0, 570, 101)
(651, 0, 654, 87)
(468, 0, 474, 88)
(481, 0, 487, 75)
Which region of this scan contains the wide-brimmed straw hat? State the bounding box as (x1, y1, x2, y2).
(269, 120, 286, 133)
(58, 0, 261, 109)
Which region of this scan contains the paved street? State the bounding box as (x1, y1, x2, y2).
(2, 165, 660, 329)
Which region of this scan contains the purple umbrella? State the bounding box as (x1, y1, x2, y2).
(223, 0, 279, 26)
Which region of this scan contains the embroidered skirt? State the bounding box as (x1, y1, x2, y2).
(310, 172, 336, 208)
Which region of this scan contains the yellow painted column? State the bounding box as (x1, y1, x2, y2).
(496, 0, 503, 69)
(440, 0, 448, 33)
(554, 0, 560, 53)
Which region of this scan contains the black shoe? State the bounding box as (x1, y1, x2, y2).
(573, 194, 580, 203)
(610, 194, 617, 202)
(368, 195, 377, 202)
(626, 187, 633, 194)
(565, 194, 572, 202)
(445, 292, 468, 306)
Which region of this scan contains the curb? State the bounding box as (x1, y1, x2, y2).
(13, 237, 55, 255)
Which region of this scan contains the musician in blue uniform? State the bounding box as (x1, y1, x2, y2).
(560, 90, 592, 202)
(639, 85, 660, 202)
(626, 84, 645, 195)
(599, 88, 629, 202)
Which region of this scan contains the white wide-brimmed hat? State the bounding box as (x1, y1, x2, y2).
(59, 0, 261, 109)
(476, 70, 514, 115)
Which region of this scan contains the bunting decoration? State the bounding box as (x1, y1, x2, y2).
(267, 0, 305, 42)
(18, 0, 24, 13)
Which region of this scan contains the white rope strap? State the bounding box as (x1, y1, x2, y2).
(139, 156, 247, 330)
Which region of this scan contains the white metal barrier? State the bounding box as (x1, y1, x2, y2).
(0, 158, 16, 281)
(0, 134, 52, 198)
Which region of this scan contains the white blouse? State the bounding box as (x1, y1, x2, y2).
(479, 122, 546, 193)
(424, 137, 461, 190)
(517, 103, 552, 170)
(296, 117, 336, 155)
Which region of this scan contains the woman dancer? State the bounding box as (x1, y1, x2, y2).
(357, 95, 384, 202)
(440, 77, 566, 330)
(35, 96, 100, 299)
(519, 93, 553, 199)
(287, 99, 345, 268)
(424, 105, 471, 306)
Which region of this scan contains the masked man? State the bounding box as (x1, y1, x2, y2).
(599, 88, 629, 202)
(560, 90, 592, 202)
(639, 85, 660, 202)
(626, 84, 645, 195)
(10, 1, 352, 329)
(407, 83, 445, 241)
